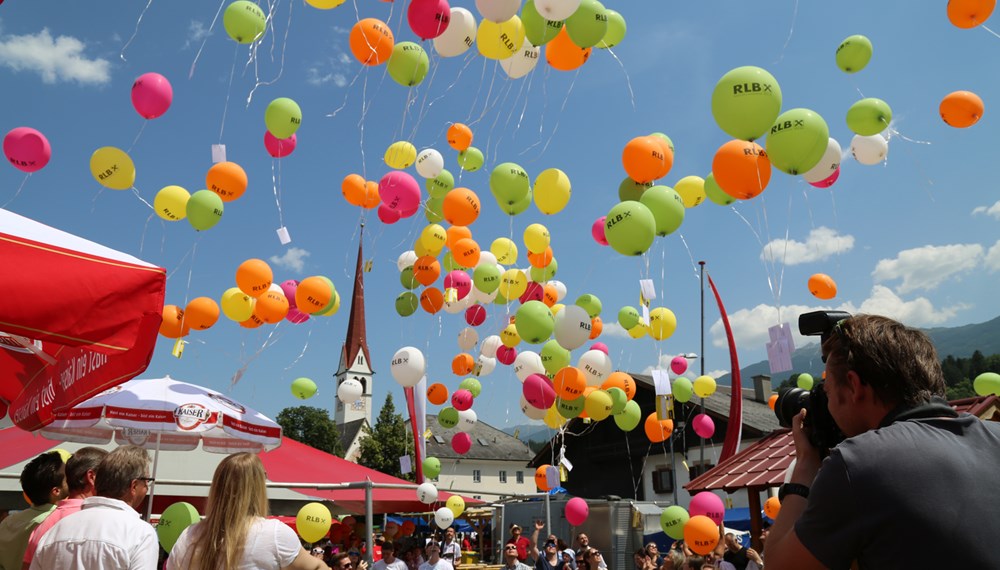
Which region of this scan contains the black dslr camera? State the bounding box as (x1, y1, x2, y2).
(773, 310, 851, 450)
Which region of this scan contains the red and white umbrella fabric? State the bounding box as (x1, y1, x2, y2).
(0, 208, 166, 431)
(40, 376, 283, 454)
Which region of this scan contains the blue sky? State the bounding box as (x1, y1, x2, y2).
(2, 1, 999, 434)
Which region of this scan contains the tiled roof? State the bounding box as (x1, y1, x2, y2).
(419, 414, 535, 462)
(338, 418, 367, 453)
(339, 227, 372, 374)
(631, 374, 781, 435)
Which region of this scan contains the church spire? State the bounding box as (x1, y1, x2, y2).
(340, 223, 372, 375)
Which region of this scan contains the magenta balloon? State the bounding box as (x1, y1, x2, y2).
(689, 491, 725, 525)
(523, 373, 556, 409)
(3, 127, 51, 173)
(591, 216, 608, 246)
(407, 0, 452, 40)
(280, 279, 300, 307)
(264, 131, 297, 158)
(451, 432, 472, 454)
(692, 413, 715, 439)
(496, 345, 517, 365)
(565, 497, 590, 526)
(286, 306, 311, 324)
(465, 304, 487, 326)
(377, 203, 402, 224)
(451, 389, 474, 411)
(669, 356, 688, 375)
(809, 167, 840, 188)
(519, 282, 544, 304)
(444, 270, 473, 299)
(130, 72, 173, 119)
(379, 170, 422, 212)
(590, 342, 609, 355)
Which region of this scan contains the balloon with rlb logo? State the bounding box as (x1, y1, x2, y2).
(387, 42, 430, 87)
(297, 502, 332, 542)
(765, 108, 829, 176)
(711, 66, 782, 141)
(446, 495, 466, 517)
(3, 127, 51, 173)
(434, 7, 477, 58)
(604, 201, 655, 256)
(186, 190, 224, 231)
(660, 506, 689, 540)
(423, 456, 442, 479)
(223, 1, 266, 43)
(157, 502, 200, 553)
(90, 146, 135, 190)
(417, 482, 439, 504)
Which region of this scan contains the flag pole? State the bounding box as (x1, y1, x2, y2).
(699, 261, 706, 469)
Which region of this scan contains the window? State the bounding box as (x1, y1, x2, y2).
(689, 462, 716, 479)
(499, 470, 507, 483)
(651, 467, 674, 494)
(516, 471, 524, 484)
(477, 438, 490, 446)
(473, 469, 481, 483)
(433, 435, 446, 444)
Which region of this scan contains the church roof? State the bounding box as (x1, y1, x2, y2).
(338, 418, 367, 453)
(340, 226, 373, 374)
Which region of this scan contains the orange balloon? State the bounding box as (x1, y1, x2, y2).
(236, 259, 273, 298)
(947, 0, 995, 28)
(413, 256, 442, 286)
(589, 316, 603, 339)
(712, 140, 771, 200)
(644, 413, 673, 443)
(546, 27, 591, 72)
(342, 173, 379, 208)
(648, 136, 675, 180)
(427, 382, 450, 405)
(206, 161, 248, 202)
(451, 238, 481, 269)
(361, 181, 381, 209)
(940, 90, 985, 128)
(622, 136, 667, 184)
(447, 123, 473, 151)
(807, 273, 837, 300)
(768, 393, 778, 411)
(420, 287, 444, 314)
(446, 225, 473, 250)
(578, 386, 596, 418)
(534, 465, 553, 491)
(683, 515, 720, 555)
(542, 284, 559, 307)
(159, 305, 189, 339)
(240, 313, 265, 329)
(553, 366, 586, 400)
(452, 353, 475, 375)
(442, 188, 481, 226)
(349, 18, 394, 65)
(528, 247, 554, 269)
(296, 276, 334, 314)
(764, 496, 781, 519)
(184, 297, 220, 330)
(601, 371, 636, 400)
(254, 290, 289, 324)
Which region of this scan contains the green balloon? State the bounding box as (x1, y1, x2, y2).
(529, 258, 557, 282)
(400, 266, 419, 290)
(264, 97, 302, 140)
(565, 0, 608, 49)
(575, 294, 602, 318)
(607, 387, 627, 415)
(424, 197, 445, 224)
(556, 395, 586, 419)
(457, 147, 484, 172)
(459, 377, 483, 398)
(223, 1, 266, 44)
(618, 306, 640, 329)
(522, 0, 563, 46)
(649, 132, 675, 153)
(704, 172, 735, 206)
(500, 191, 533, 216)
(846, 98, 892, 136)
(604, 201, 656, 256)
(427, 169, 455, 198)
(515, 300, 555, 344)
(291, 377, 318, 399)
(836, 35, 872, 74)
(490, 162, 531, 205)
(614, 399, 641, 431)
(660, 506, 689, 540)
(186, 190, 224, 231)
(423, 456, 442, 479)
(797, 373, 814, 390)
(597, 9, 626, 48)
(157, 502, 200, 553)
(473, 264, 501, 294)
(442, 251, 461, 271)
(494, 290, 510, 305)
(974, 372, 1000, 396)
(711, 66, 783, 141)
(438, 407, 459, 428)
(540, 339, 571, 375)
(765, 108, 830, 175)
(387, 42, 429, 87)
(672, 377, 694, 403)
(639, 185, 686, 236)
(618, 177, 652, 202)
(395, 291, 419, 316)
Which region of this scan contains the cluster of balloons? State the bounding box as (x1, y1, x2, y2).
(154, 161, 247, 231)
(613, 304, 678, 341)
(659, 492, 726, 555)
(217, 259, 339, 331)
(490, 161, 572, 216)
(3, 127, 51, 173)
(345, 18, 431, 87)
(159, 296, 221, 339)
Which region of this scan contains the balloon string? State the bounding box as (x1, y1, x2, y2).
(166, 240, 198, 280)
(755, 195, 784, 319)
(218, 44, 240, 143)
(535, 68, 580, 159)
(483, 81, 517, 165)
(358, 70, 371, 182)
(884, 124, 936, 200)
(271, 158, 285, 229)
(770, 0, 798, 66)
(464, 57, 490, 124)
(469, 60, 500, 129)
(120, 0, 154, 62)
(130, 186, 155, 211)
(189, 0, 228, 79)
(246, 0, 292, 108)
(1, 173, 30, 209)
(423, 50, 478, 120)
(324, 64, 366, 120)
(138, 212, 155, 256)
(231, 321, 285, 387)
(517, 66, 553, 158)
(675, 232, 702, 283)
(282, 327, 313, 373)
(729, 205, 780, 310)
(128, 121, 148, 154)
(604, 46, 636, 112)
(180, 239, 200, 331)
(981, 24, 1000, 39)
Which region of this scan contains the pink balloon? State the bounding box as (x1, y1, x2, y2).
(377, 203, 402, 224)
(496, 345, 517, 365)
(519, 282, 544, 304)
(692, 413, 715, 439)
(591, 216, 608, 246)
(689, 491, 725, 526)
(523, 373, 556, 409)
(264, 131, 297, 158)
(451, 389, 474, 411)
(3, 127, 51, 173)
(451, 432, 472, 454)
(286, 306, 311, 324)
(670, 356, 688, 375)
(590, 342, 609, 355)
(407, 0, 451, 40)
(809, 167, 839, 188)
(130, 72, 173, 119)
(444, 270, 472, 299)
(379, 171, 421, 212)
(565, 497, 589, 526)
(465, 304, 487, 326)
(280, 280, 300, 307)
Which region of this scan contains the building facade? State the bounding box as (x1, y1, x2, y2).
(334, 227, 373, 461)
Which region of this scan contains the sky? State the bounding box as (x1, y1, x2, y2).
(2, 0, 999, 437)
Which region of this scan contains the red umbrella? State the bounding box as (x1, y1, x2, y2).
(0, 208, 165, 431)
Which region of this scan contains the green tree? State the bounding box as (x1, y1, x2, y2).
(942, 355, 964, 387)
(276, 406, 344, 457)
(947, 379, 977, 401)
(527, 439, 548, 454)
(356, 393, 414, 480)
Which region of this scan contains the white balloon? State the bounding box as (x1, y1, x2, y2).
(457, 408, 478, 432)
(470, 285, 499, 304)
(435, 506, 456, 529)
(458, 327, 480, 351)
(416, 482, 439, 504)
(476, 251, 498, 268)
(443, 293, 474, 314)
(513, 350, 545, 382)
(397, 250, 418, 272)
(850, 133, 888, 165)
(520, 394, 547, 420)
(802, 138, 843, 183)
(434, 7, 477, 58)
(391, 346, 426, 388)
(337, 378, 363, 404)
(499, 38, 540, 79)
(578, 349, 612, 386)
(268, 282, 285, 293)
(549, 280, 568, 302)
(475, 0, 520, 22)
(535, 0, 581, 21)
(480, 335, 502, 358)
(475, 355, 497, 377)
(415, 148, 445, 179)
(554, 304, 592, 351)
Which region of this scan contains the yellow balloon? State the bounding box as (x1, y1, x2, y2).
(544, 405, 567, 429)
(90, 146, 136, 190)
(476, 16, 525, 60)
(52, 448, 72, 463)
(221, 287, 255, 322)
(584, 389, 613, 421)
(498, 269, 528, 299)
(315, 289, 341, 316)
(490, 237, 519, 265)
(501, 323, 521, 347)
(154, 185, 190, 221)
(446, 495, 466, 518)
(550, 303, 564, 316)
(648, 307, 677, 341)
(533, 168, 571, 215)
(385, 141, 417, 169)
(413, 237, 435, 258)
(421, 224, 448, 255)
(693, 375, 717, 398)
(674, 175, 706, 208)
(628, 323, 648, 339)
(296, 502, 332, 543)
(523, 223, 550, 254)
(305, 0, 345, 8)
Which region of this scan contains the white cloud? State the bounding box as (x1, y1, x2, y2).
(0, 28, 110, 85)
(710, 303, 820, 351)
(184, 20, 211, 50)
(872, 243, 983, 293)
(270, 247, 310, 273)
(760, 226, 854, 265)
(306, 46, 352, 87)
(972, 200, 1000, 220)
(840, 285, 969, 327)
(601, 322, 631, 339)
(985, 240, 1000, 273)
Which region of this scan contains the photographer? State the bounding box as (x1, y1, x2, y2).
(765, 313, 1000, 569)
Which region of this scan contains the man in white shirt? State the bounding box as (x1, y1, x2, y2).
(374, 541, 408, 570)
(418, 542, 453, 570)
(439, 527, 461, 563)
(31, 445, 158, 570)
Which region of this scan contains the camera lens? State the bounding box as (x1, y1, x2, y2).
(774, 387, 810, 428)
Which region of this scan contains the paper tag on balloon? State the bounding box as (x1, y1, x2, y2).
(545, 465, 560, 490)
(652, 369, 671, 395)
(639, 279, 656, 301)
(656, 394, 675, 421)
(171, 339, 186, 359)
(276, 226, 291, 245)
(559, 455, 573, 472)
(642, 305, 650, 325)
(211, 144, 226, 163)
(444, 288, 458, 303)
(399, 455, 412, 475)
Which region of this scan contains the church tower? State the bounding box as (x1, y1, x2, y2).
(335, 225, 373, 428)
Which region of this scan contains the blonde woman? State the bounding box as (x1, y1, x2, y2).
(168, 453, 329, 570)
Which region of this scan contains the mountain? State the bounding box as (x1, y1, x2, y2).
(717, 314, 1000, 386)
(502, 422, 557, 444)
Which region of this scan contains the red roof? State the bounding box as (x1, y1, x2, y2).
(340, 227, 372, 373)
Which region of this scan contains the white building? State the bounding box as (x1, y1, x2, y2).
(334, 227, 373, 462)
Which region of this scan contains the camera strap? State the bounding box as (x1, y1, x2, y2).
(878, 396, 958, 428)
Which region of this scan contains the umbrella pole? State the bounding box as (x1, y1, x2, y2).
(365, 479, 374, 566)
(145, 434, 162, 522)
